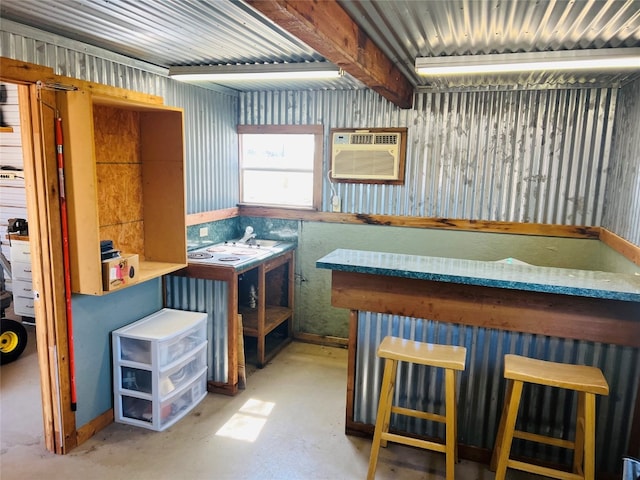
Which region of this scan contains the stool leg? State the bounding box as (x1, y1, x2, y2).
(444, 368, 457, 480)
(379, 360, 397, 449)
(493, 379, 523, 480)
(490, 379, 512, 471)
(367, 358, 397, 480)
(573, 391, 586, 475)
(583, 393, 596, 480)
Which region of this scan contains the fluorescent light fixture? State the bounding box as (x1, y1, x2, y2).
(415, 48, 640, 76)
(169, 62, 342, 81)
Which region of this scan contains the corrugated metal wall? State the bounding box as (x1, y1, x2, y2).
(3, 23, 638, 470)
(240, 87, 618, 226)
(168, 83, 238, 213)
(165, 276, 229, 383)
(604, 79, 640, 246)
(0, 23, 239, 214)
(355, 312, 639, 473)
(0, 24, 238, 387)
(4, 21, 636, 237)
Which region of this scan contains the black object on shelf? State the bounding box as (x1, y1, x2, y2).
(7, 218, 28, 236)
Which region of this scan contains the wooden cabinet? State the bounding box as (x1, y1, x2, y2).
(238, 251, 294, 368)
(181, 246, 295, 394)
(58, 91, 187, 295)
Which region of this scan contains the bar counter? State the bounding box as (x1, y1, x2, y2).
(317, 248, 640, 474)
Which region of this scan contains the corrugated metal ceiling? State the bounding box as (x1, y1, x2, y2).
(1, 0, 639, 92)
(339, 0, 640, 89)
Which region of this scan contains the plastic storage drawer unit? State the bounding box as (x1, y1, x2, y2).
(112, 308, 208, 431)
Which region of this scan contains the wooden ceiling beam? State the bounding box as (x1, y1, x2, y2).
(245, 0, 414, 109)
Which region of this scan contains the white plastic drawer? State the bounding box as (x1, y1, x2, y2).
(13, 295, 35, 317)
(159, 344, 207, 398)
(120, 395, 153, 424)
(119, 369, 206, 428)
(158, 322, 206, 368)
(159, 370, 207, 428)
(12, 261, 33, 281)
(120, 366, 153, 395)
(119, 337, 152, 364)
(12, 278, 33, 298)
(118, 343, 207, 397)
(10, 240, 31, 263)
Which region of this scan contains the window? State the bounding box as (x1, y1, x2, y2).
(238, 125, 323, 209)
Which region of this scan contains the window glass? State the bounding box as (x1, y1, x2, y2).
(238, 126, 322, 209)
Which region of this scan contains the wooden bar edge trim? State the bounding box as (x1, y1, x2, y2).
(238, 206, 599, 239)
(76, 409, 114, 447)
(599, 228, 640, 266)
(186, 207, 239, 226)
(332, 271, 640, 348)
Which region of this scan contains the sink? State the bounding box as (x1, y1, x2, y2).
(229, 239, 281, 248)
(252, 239, 281, 248)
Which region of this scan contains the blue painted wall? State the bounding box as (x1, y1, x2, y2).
(71, 279, 162, 427)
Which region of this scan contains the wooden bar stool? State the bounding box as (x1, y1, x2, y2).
(367, 336, 467, 480)
(491, 354, 609, 480)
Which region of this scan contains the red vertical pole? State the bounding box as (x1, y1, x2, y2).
(55, 117, 77, 411)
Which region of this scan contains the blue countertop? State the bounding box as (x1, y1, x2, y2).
(233, 241, 296, 272)
(316, 249, 640, 302)
(188, 241, 296, 272)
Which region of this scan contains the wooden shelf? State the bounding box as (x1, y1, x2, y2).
(0, 126, 14, 133)
(240, 305, 293, 337)
(138, 261, 189, 284)
(59, 90, 187, 295)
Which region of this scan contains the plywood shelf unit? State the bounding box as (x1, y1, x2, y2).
(59, 91, 187, 295)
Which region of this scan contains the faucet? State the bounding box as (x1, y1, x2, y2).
(239, 226, 256, 244)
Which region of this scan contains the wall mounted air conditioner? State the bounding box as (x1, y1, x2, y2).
(330, 128, 407, 184)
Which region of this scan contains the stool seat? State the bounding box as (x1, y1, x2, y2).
(492, 354, 609, 480)
(367, 336, 467, 480)
(378, 336, 467, 370)
(504, 354, 609, 395)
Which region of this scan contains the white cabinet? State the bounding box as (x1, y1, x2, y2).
(112, 308, 208, 431)
(9, 237, 34, 318)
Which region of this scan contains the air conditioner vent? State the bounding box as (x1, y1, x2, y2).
(330, 128, 407, 183)
(375, 134, 398, 145)
(351, 134, 373, 145)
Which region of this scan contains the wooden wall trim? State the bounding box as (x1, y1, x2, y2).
(1, 57, 163, 105)
(599, 228, 640, 267)
(186, 207, 239, 226)
(76, 409, 114, 446)
(25, 84, 78, 453)
(19, 85, 56, 453)
(293, 331, 349, 348)
(191, 210, 640, 266)
(238, 206, 600, 239)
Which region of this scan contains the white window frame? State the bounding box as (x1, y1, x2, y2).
(237, 124, 323, 210)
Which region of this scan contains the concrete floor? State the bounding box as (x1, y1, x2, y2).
(1, 324, 528, 480)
